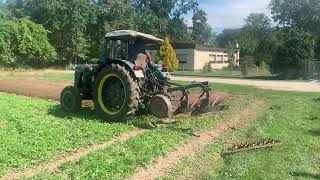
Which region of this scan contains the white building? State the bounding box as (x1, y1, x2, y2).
(149, 43, 240, 71)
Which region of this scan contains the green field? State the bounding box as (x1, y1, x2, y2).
(0, 93, 136, 176)
(167, 90, 320, 179)
(0, 71, 319, 179)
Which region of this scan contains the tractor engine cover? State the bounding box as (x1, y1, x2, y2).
(149, 95, 172, 118)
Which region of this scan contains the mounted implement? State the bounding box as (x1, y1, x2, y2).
(60, 30, 228, 121)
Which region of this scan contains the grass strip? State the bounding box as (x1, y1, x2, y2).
(0, 92, 134, 176)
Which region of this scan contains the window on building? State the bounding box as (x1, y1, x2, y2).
(216, 55, 223, 63)
(177, 54, 188, 64)
(177, 54, 188, 71)
(209, 54, 216, 63)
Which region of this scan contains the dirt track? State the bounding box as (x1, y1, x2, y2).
(173, 76, 320, 92)
(1, 130, 147, 180)
(0, 78, 72, 101)
(129, 101, 264, 179)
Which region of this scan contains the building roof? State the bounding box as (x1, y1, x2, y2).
(105, 30, 164, 44)
(147, 43, 228, 52)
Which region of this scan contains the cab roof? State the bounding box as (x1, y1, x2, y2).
(105, 30, 164, 44)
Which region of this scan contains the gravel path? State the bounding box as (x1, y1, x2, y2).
(172, 76, 320, 92)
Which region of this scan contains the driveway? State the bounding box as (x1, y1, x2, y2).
(172, 76, 320, 92)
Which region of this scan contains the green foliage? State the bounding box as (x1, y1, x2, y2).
(202, 62, 212, 74)
(0, 17, 56, 67)
(216, 28, 242, 48)
(0, 92, 134, 175)
(159, 37, 179, 71)
(238, 36, 259, 57)
(243, 13, 271, 40)
(17, 18, 56, 66)
(240, 56, 255, 76)
(4, 0, 205, 65)
(217, 13, 274, 68)
(272, 28, 315, 76)
(192, 9, 216, 46)
(226, 42, 236, 71)
(167, 17, 193, 43)
(270, 0, 320, 60)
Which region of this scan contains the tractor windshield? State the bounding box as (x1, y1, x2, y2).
(106, 39, 128, 60)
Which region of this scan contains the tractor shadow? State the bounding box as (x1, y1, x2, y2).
(47, 103, 229, 132)
(291, 172, 320, 179)
(306, 129, 320, 137)
(47, 104, 156, 130)
(47, 105, 105, 123)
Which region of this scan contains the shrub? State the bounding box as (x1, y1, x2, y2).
(240, 56, 255, 76)
(202, 62, 212, 74)
(159, 37, 179, 71)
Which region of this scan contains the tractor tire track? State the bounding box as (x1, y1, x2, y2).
(1, 129, 148, 180)
(129, 101, 264, 180)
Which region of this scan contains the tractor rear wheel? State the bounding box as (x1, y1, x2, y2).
(60, 86, 81, 112)
(93, 64, 139, 121)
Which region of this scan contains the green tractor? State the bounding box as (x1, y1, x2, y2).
(60, 30, 225, 121)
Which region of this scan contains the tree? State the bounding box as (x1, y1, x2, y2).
(191, 9, 215, 46)
(241, 13, 274, 66)
(216, 28, 242, 48)
(270, 0, 320, 59)
(238, 36, 259, 57)
(7, 0, 92, 64)
(87, 0, 136, 59)
(17, 18, 57, 66)
(243, 13, 271, 40)
(159, 37, 179, 71)
(166, 17, 193, 42)
(226, 42, 236, 71)
(0, 16, 56, 67)
(133, 0, 198, 38)
(272, 28, 315, 76)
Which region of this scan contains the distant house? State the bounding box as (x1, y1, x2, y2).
(148, 43, 240, 71)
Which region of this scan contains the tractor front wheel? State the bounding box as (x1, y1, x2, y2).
(60, 86, 81, 112)
(93, 64, 139, 121)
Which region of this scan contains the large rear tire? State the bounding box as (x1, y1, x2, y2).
(93, 64, 139, 121)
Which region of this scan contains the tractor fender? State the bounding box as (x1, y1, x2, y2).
(100, 59, 137, 79)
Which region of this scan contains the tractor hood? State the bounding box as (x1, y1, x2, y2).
(105, 30, 164, 44)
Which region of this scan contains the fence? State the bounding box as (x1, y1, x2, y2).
(306, 60, 320, 79)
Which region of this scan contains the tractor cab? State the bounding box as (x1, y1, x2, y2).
(101, 30, 163, 66)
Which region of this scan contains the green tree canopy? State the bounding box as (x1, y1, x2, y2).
(216, 28, 242, 48)
(270, 0, 320, 59)
(191, 9, 215, 46)
(0, 16, 56, 67)
(5, 0, 206, 65)
(272, 28, 315, 76)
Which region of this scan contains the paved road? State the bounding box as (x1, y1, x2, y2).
(172, 76, 320, 92)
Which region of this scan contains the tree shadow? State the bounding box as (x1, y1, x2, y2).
(245, 75, 281, 80)
(291, 172, 320, 179)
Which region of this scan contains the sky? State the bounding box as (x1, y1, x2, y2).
(193, 0, 272, 33)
